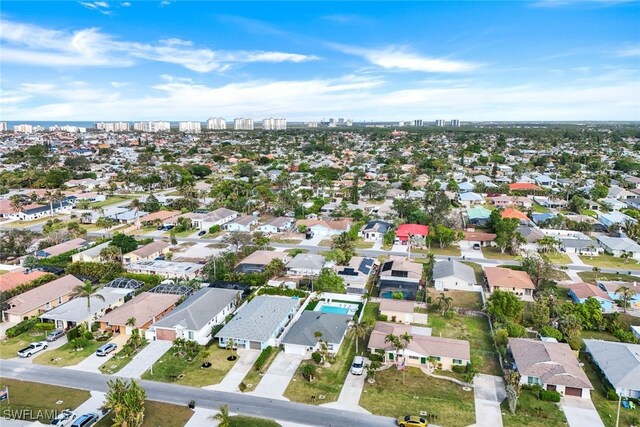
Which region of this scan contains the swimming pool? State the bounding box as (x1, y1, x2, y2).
(319, 305, 350, 315)
(314, 300, 359, 316)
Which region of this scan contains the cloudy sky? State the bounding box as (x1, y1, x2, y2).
(1, 1, 639, 121)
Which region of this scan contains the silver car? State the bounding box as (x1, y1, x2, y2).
(96, 343, 117, 357)
(46, 329, 65, 342)
(51, 409, 76, 426)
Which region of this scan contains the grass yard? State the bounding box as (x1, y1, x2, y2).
(271, 238, 303, 244)
(0, 269, 8, 275)
(531, 203, 550, 213)
(318, 239, 333, 247)
(462, 261, 486, 285)
(283, 331, 356, 404)
(141, 344, 237, 387)
(241, 347, 282, 391)
(173, 229, 197, 238)
(229, 416, 281, 427)
(0, 331, 49, 359)
(5, 217, 55, 228)
(89, 196, 130, 208)
(577, 271, 640, 283)
(482, 247, 518, 260)
(95, 400, 194, 427)
(412, 246, 462, 256)
(501, 388, 566, 427)
(582, 330, 620, 342)
(0, 379, 90, 423)
(362, 302, 380, 325)
(579, 254, 640, 269)
(98, 340, 150, 374)
(545, 252, 572, 265)
(580, 354, 638, 427)
(33, 339, 103, 367)
(430, 289, 483, 310)
(353, 238, 374, 249)
(359, 367, 475, 426)
(428, 313, 502, 376)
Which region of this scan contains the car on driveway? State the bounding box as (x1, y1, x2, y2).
(350, 356, 365, 375)
(70, 413, 99, 427)
(96, 343, 117, 357)
(198, 230, 206, 236)
(397, 415, 428, 427)
(472, 243, 481, 250)
(17, 341, 48, 357)
(46, 329, 65, 342)
(51, 409, 76, 426)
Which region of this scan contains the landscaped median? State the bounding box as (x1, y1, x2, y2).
(239, 345, 282, 392)
(99, 334, 149, 374)
(359, 366, 475, 427)
(141, 339, 238, 387)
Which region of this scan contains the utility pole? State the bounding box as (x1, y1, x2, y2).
(615, 393, 621, 427)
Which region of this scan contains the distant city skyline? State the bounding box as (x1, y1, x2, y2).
(1, 1, 639, 121)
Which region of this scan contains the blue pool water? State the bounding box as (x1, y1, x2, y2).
(319, 306, 350, 315)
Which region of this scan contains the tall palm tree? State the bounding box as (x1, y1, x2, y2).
(103, 378, 146, 427)
(352, 320, 370, 355)
(100, 245, 122, 262)
(435, 293, 454, 316)
(384, 333, 400, 363)
(9, 195, 23, 214)
(210, 404, 230, 427)
(71, 281, 105, 329)
(615, 286, 637, 313)
(399, 332, 413, 357)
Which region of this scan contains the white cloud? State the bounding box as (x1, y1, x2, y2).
(0, 19, 320, 72)
(322, 15, 374, 25)
(121, 2, 131, 6)
(79, 1, 113, 15)
(617, 45, 640, 57)
(332, 44, 480, 73)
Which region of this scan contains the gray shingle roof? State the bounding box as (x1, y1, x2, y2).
(584, 339, 640, 391)
(153, 287, 239, 331)
(433, 260, 476, 284)
(215, 295, 298, 342)
(283, 311, 352, 346)
(286, 253, 326, 270)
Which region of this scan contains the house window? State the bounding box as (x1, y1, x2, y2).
(45, 302, 51, 310)
(188, 331, 194, 340)
(453, 359, 463, 365)
(408, 355, 419, 360)
(433, 356, 441, 361)
(58, 297, 62, 304)
(527, 377, 540, 385)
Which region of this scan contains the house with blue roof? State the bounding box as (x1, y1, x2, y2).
(458, 192, 484, 206)
(597, 281, 640, 310)
(458, 181, 475, 193)
(532, 212, 556, 226)
(569, 282, 614, 312)
(467, 205, 492, 226)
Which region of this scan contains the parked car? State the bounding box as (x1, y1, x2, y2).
(397, 415, 428, 427)
(472, 243, 481, 250)
(46, 329, 65, 342)
(156, 225, 164, 230)
(96, 343, 117, 357)
(198, 230, 206, 236)
(70, 413, 99, 427)
(305, 230, 314, 239)
(51, 409, 76, 426)
(350, 356, 365, 375)
(17, 341, 48, 357)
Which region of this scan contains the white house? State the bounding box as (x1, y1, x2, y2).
(223, 215, 259, 232)
(188, 208, 239, 230)
(256, 217, 295, 234)
(286, 253, 326, 277)
(282, 311, 352, 356)
(596, 236, 640, 260)
(433, 260, 480, 292)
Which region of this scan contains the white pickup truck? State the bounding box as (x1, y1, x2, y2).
(17, 341, 48, 357)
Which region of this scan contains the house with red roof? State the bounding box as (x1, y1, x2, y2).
(508, 183, 542, 192)
(501, 208, 532, 226)
(395, 224, 429, 245)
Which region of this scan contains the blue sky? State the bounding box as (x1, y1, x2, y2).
(1, 1, 639, 121)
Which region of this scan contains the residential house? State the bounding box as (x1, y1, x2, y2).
(234, 250, 290, 274)
(509, 338, 593, 398)
(466, 206, 492, 226)
(285, 253, 326, 277)
(0, 268, 49, 293)
(379, 299, 415, 324)
(597, 281, 640, 309)
(223, 215, 259, 232)
(256, 217, 295, 234)
(509, 183, 542, 192)
(395, 224, 429, 245)
(501, 208, 532, 226)
(215, 295, 299, 350)
(361, 220, 392, 241)
(487, 196, 533, 209)
(458, 182, 475, 193)
(368, 322, 471, 371)
(70, 242, 110, 263)
(98, 292, 180, 335)
(596, 236, 640, 260)
(282, 311, 352, 356)
(378, 257, 423, 300)
(148, 287, 240, 345)
(568, 282, 614, 312)
(123, 241, 170, 264)
(8, 202, 72, 221)
(2, 275, 84, 323)
(103, 207, 148, 224)
(125, 260, 204, 280)
(458, 192, 484, 206)
(584, 339, 640, 399)
(36, 238, 88, 258)
(433, 260, 479, 292)
(599, 212, 636, 229)
(187, 208, 239, 230)
(462, 231, 496, 247)
(296, 219, 352, 237)
(485, 267, 535, 301)
(334, 256, 376, 294)
(138, 210, 181, 227)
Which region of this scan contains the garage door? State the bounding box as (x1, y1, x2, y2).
(156, 328, 176, 341)
(565, 387, 582, 397)
(249, 341, 261, 349)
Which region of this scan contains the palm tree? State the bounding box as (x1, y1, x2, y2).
(352, 320, 370, 355)
(615, 286, 637, 313)
(71, 281, 105, 329)
(592, 266, 601, 280)
(100, 245, 122, 262)
(209, 404, 230, 427)
(399, 332, 413, 357)
(126, 316, 137, 330)
(384, 333, 401, 363)
(9, 195, 23, 214)
(435, 293, 454, 316)
(102, 378, 146, 427)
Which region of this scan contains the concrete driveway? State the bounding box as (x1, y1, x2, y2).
(73, 391, 107, 419)
(321, 364, 370, 413)
(251, 352, 304, 399)
(473, 374, 506, 427)
(301, 234, 324, 247)
(561, 397, 605, 427)
(66, 334, 128, 373)
(460, 240, 484, 260)
(118, 339, 172, 378)
(204, 348, 261, 392)
(9, 335, 69, 364)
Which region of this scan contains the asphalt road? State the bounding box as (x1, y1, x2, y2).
(0, 360, 394, 427)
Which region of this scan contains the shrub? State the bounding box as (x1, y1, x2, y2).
(378, 314, 388, 321)
(84, 331, 95, 340)
(254, 346, 273, 371)
(613, 328, 639, 344)
(452, 365, 466, 374)
(539, 326, 563, 341)
(238, 382, 247, 392)
(67, 325, 81, 341)
(209, 225, 221, 234)
(6, 318, 38, 338)
(72, 337, 90, 350)
(368, 353, 384, 362)
(444, 310, 455, 319)
(606, 389, 619, 401)
(311, 351, 323, 364)
(35, 322, 56, 332)
(505, 321, 526, 338)
(539, 389, 561, 402)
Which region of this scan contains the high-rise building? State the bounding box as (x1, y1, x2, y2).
(133, 121, 171, 132)
(179, 121, 202, 133)
(14, 124, 33, 133)
(234, 118, 254, 130)
(345, 119, 353, 127)
(307, 122, 319, 128)
(450, 119, 461, 127)
(96, 122, 130, 132)
(262, 118, 287, 130)
(49, 125, 85, 133)
(0, 122, 7, 132)
(398, 121, 405, 127)
(207, 117, 226, 130)
(413, 119, 423, 127)
(435, 119, 446, 127)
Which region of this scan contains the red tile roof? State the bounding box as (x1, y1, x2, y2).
(396, 224, 429, 240)
(509, 183, 542, 191)
(501, 208, 530, 221)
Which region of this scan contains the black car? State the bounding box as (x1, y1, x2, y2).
(198, 230, 206, 236)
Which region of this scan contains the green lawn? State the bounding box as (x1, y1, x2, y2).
(99, 340, 149, 374)
(271, 238, 303, 244)
(580, 354, 637, 427)
(6, 217, 55, 228)
(412, 245, 462, 257)
(0, 331, 49, 359)
(318, 239, 333, 247)
(0, 379, 91, 423)
(577, 271, 640, 283)
(429, 289, 483, 310)
(353, 238, 374, 249)
(95, 400, 194, 427)
(89, 196, 130, 208)
(501, 388, 566, 427)
(582, 330, 620, 342)
(545, 252, 572, 265)
(482, 247, 518, 260)
(362, 302, 380, 325)
(141, 344, 237, 387)
(284, 331, 356, 404)
(173, 228, 197, 238)
(532, 203, 550, 213)
(359, 366, 475, 427)
(33, 339, 104, 367)
(579, 254, 640, 270)
(241, 347, 282, 392)
(229, 416, 281, 427)
(427, 313, 502, 376)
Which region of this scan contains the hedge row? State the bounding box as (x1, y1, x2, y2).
(254, 346, 273, 371)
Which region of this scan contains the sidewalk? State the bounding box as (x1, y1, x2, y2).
(472, 374, 505, 427)
(321, 366, 370, 413)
